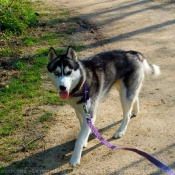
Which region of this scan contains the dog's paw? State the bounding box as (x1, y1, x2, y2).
(83, 141, 88, 148)
(113, 131, 125, 139)
(131, 111, 137, 118)
(70, 157, 80, 167)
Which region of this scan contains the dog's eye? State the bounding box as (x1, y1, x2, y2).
(66, 71, 72, 76)
(64, 66, 72, 76)
(54, 71, 60, 76)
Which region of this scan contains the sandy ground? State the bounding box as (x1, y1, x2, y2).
(6, 0, 175, 174)
(42, 0, 175, 174)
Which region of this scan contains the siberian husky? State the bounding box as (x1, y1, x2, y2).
(47, 46, 160, 166)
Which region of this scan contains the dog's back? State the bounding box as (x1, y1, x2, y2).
(80, 50, 159, 101)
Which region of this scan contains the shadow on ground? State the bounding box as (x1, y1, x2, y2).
(3, 119, 175, 175)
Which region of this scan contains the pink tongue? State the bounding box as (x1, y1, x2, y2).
(59, 91, 69, 100)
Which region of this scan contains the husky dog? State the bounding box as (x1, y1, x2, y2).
(47, 46, 160, 166)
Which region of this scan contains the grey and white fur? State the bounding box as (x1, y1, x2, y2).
(47, 46, 160, 167)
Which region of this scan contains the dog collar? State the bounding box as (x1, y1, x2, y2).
(70, 82, 89, 102)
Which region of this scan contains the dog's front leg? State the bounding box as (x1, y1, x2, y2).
(70, 100, 97, 166)
(75, 109, 93, 148)
(70, 118, 91, 166)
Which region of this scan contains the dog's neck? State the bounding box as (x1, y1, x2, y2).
(70, 76, 85, 96)
(70, 81, 89, 105)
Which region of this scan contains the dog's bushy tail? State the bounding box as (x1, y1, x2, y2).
(143, 59, 161, 77)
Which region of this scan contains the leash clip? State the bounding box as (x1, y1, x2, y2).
(83, 104, 91, 119)
(83, 104, 88, 114)
(85, 113, 91, 119)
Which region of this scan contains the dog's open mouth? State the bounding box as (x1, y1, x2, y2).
(59, 91, 69, 100)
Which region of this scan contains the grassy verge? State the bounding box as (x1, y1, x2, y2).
(0, 0, 37, 34)
(0, 0, 84, 167)
(0, 52, 65, 163)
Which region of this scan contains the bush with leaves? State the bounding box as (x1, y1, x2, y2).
(0, 0, 37, 34)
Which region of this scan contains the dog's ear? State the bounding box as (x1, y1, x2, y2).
(66, 46, 77, 62)
(48, 47, 57, 63)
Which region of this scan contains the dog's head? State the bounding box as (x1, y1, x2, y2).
(47, 46, 81, 100)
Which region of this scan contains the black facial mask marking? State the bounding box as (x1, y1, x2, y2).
(47, 55, 79, 75)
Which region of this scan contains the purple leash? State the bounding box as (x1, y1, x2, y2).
(83, 82, 175, 175)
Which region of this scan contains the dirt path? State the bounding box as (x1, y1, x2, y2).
(11, 0, 175, 174)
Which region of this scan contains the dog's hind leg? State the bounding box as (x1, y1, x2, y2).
(113, 86, 133, 138)
(114, 79, 142, 138)
(131, 98, 139, 117)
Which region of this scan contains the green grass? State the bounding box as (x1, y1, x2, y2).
(49, 8, 70, 23)
(0, 0, 38, 58)
(0, 0, 38, 34)
(39, 112, 53, 122)
(59, 8, 70, 17)
(72, 43, 85, 52)
(0, 55, 66, 135)
(24, 34, 69, 46)
(0, 54, 65, 161)
(0, 0, 85, 167)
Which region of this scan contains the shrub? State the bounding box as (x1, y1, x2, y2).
(0, 0, 38, 34)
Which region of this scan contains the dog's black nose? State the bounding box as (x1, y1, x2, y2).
(60, 85, 66, 91)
